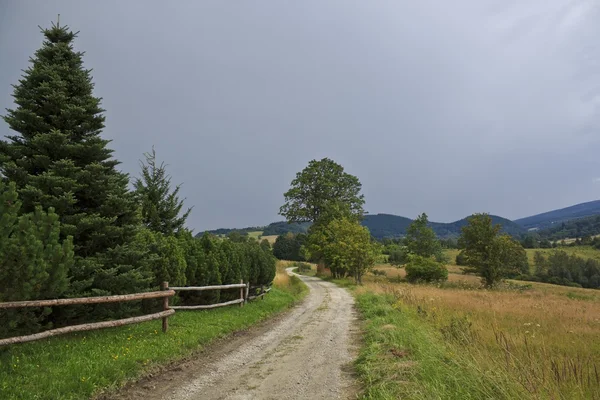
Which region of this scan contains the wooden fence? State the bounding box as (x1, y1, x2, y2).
(0, 280, 272, 346)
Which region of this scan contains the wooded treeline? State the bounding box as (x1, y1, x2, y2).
(0, 22, 275, 339)
(526, 251, 600, 289)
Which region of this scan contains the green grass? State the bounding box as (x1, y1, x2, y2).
(353, 292, 526, 399)
(246, 231, 263, 239)
(0, 279, 307, 400)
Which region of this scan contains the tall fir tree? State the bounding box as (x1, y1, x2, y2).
(134, 148, 192, 235)
(0, 22, 150, 297)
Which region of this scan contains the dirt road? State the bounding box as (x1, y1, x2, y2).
(109, 269, 358, 400)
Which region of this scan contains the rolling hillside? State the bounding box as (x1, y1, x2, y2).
(363, 214, 525, 239)
(514, 200, 600, 230)
(197, 200, 600, 240)
(198, 214, 525, 240)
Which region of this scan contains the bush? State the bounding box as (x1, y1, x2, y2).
(291, 262, 312, 273)
(405, 256, 448, 283)
(272, 233, 306, 261)
(388, 246, 409, 266)
(455, 250, 467, 266)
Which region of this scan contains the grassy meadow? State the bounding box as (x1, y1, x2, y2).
(246, 230, 263, 240)
(305, 250, 600, 399)
(0, 262, 307, 400)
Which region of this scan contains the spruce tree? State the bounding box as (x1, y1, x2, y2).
(134, 148, 192, 235)
(0, 22, 149, 297)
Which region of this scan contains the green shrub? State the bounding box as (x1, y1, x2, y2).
(455, 250, 467, 266)
(405, 255, 448, 283)
(388, 246, 409, 266)
(0, 182, 74, 338)
(291, 262, 312, 273)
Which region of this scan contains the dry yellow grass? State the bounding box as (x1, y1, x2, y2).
(273, 260, 293, 287)
(261, 235, 278, 245)
(373, 262, 481, 285)
(354, 267, 600, 398)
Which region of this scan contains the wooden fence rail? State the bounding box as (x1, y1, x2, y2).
(167, 280, 247, 311)
(0, 289, 175, 346)
(0, 279, 273, 347)
(247, 285, 272, 301)
(0, 290, 176, 309)
(0, 310, 175, 347)
(169, 283, 246, 291)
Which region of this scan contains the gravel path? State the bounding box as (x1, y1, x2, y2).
(108, 269, 359, 400)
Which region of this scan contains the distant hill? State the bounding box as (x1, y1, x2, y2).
(536, 214, 600, 241)
(360, 214, 413, 238)
(362, 214, 525, 239)
(196, 221, 310, 238)
(514, 200, 600, 230)
(198, 214, 526, 240)
(197, 199, 600, 240)
(262, 221, 311, 236)
(194, 225, 265, 237)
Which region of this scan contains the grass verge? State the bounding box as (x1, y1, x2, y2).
(324, 264, 599, 399)
(354, 291, 526, 399)
(0, 268, 307, 400)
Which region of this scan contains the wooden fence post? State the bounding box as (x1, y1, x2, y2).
(239, 279, 244, 307)
(261, 285, 265, 301)
(162, 281, 169, 332)
(245, 282, 250, 303)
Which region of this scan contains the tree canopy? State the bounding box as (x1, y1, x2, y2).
(306, 218, 379, 283)
(279, 158, 364, 226)
(405, 213, 443, 261)
(459, 213, 529, 287)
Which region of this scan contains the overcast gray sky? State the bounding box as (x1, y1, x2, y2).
(1, 1, 599, 230)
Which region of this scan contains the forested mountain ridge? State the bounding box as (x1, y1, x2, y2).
(363, 214, 525, 239)
(198, 214, 525, 239)
(195, 221, 310, 237)
(514, 200, 600, 230)
(199, 200, 600, 240)
(535, 214, 600, 241)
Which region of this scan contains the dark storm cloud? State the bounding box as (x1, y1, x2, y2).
(1, 1, 599, 230)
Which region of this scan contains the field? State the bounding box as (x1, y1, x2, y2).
(246, 230, 263, 239)
(444, 246, 600, 273)
(0, 262, 307, 400)
(306, 255, 600, 399)
(260, 235, 278, 245)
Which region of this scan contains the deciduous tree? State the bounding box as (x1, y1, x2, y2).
(308, 218, 379, 283)
(405, 213, 443, 261)
(459, 213, 529, 287)
(280, 158, 364, 226)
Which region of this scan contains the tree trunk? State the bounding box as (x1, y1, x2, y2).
(316, 260, 325, 276)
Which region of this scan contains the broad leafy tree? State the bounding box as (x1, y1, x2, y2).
(0, 22, 147, 296)
(134, 148, 192, 235)
(272, 233, 306, 261)
(459, 213, 529, 287)
(280, 158, 364, 226)
(307, 218, 379, 283)
(405, 213, 443, 261)
(281, 158, 365, 273)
